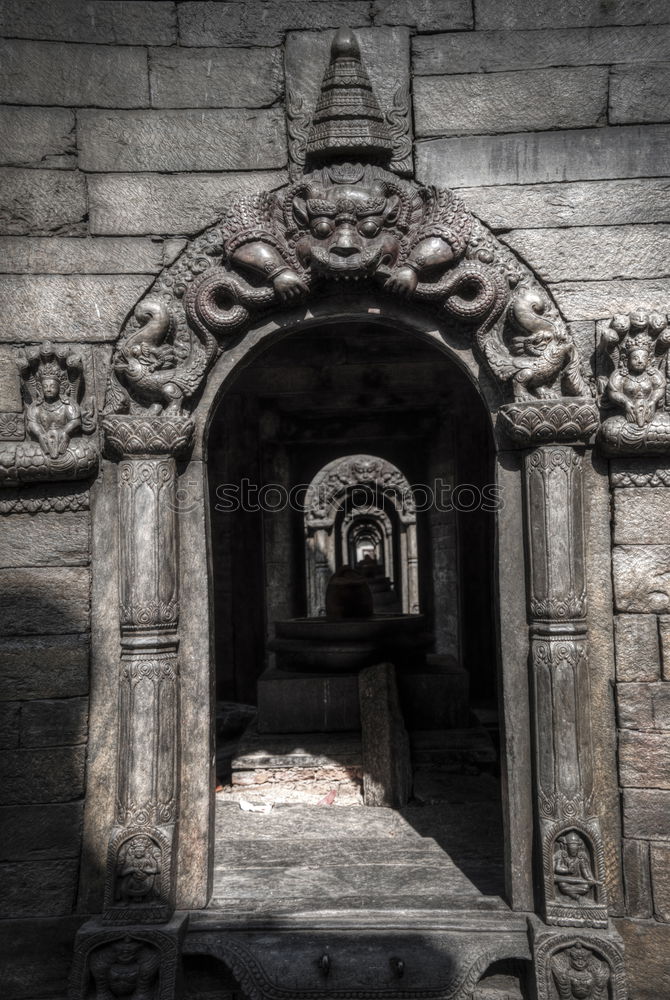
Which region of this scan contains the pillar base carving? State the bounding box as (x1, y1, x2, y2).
(529, 916, 627, 999)
(70, 913, 188, 1000)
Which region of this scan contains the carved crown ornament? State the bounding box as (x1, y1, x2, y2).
(102, 27, 601, 450)
(0, 342, 98, 485)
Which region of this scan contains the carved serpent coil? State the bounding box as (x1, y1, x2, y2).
(184, 267, 280, 337)
(413, 261, 509, 343)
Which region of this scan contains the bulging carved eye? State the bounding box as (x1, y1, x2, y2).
(358, 219, 380, 238)
(312, 219, 333, 239)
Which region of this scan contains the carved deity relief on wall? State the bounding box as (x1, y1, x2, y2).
(0, 341, 98, 483)
(598, 311, 670, 453)
(104, 27, 594, 452)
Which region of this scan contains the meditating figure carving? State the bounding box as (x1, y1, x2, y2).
(553, 832, 597, 903)
(0, 341, 97, 483)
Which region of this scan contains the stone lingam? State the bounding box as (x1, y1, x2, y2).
(269, 566, 429, 674)
(257, 567, 431, 734)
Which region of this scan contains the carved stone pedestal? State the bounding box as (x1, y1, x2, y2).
(529, 917, 627, 1000)
(70, 913, 188, 1000)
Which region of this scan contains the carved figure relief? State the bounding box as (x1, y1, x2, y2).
(89, 936, 160, 1000)
(551, 945, 610, 1000)
(553, 832, 599, 904)
(598, 311, 670, 453)
(115, 835, 162, 907)
(0, 342, 97, 483)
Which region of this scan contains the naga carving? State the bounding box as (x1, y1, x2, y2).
(598, 311, 670, 453)
(0, 341, 97, 484)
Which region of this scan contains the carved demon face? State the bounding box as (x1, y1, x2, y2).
(293, 183, 402, 280)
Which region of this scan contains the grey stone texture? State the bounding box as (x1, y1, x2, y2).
(0, 859, 78, 917)
(614, 487, 670, 543)
(550, 279, 670, 320)
(359, 663, 411, 808)
(659, 617, 670, 679)
(615, 918, 670, 1000)
(412, 24, 670, 74)
(0, 107, 75, 169)
(0, 567, 90, 634)
(373, 0, 472, 30)
(0, 274, 152, 342)
(456, 179, 670, 231)
(0, 915, 83, 1000)
(624, 789, 670, 839)
(623, 839, 653, 918)
(0, 802, 84, 860)
(617, 683, 670, 730)
(150, 46, 284, 109)
(610, 63, 670, 124)
(614, 614, 660, 682)
(0, 634, 89, 702)
(178, 1, 374, 46)
(475, 0, 670, 30)
(650, 844, 670, 920)
(0, 168, 86, 236)
(619, 731, 670, 788)
(0, 236, 167, 274)
(613, 546, 670, 613)
(0, 702, 19, 748)
(88, 170, 288, 235)
(0, 39, 149, 107)
(0, 512, 89, 567)
(20, 698, 88, 747)
(0, 0, 177, 45)
(417, 124, 670, 188)
(0, 746, 86, 804)
(501, 225, 670, 282)
(414, 67, 608, 137)
(78, 108, 287, 172)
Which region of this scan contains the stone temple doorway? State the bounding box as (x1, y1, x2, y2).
(205, 317, 509, 916)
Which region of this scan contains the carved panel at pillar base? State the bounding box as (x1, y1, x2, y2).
(69, 913, 188, 1000)
(499, 398, 599, 446)
(529, 918, 627, 1000)
(104, 825, 175, 925)
(103, 415, 195, 459)
(542, 817, 609, 930)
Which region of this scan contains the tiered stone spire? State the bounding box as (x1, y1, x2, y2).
(305, 27, 393, 165)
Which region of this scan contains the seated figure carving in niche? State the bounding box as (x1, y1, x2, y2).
(553, 831, 598, 903)
(598, 311, 670, 453)
(551, 944, 610, 1000)
(0, 341, 97, 484)
(115, 835, 162, 907)
(90, 936, 160, 1000)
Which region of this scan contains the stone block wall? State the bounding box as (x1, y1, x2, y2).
(0, 0, 669, 996)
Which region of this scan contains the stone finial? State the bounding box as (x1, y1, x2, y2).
(305, 27, 394, 166)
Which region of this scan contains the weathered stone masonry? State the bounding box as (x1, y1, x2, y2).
(1, 2, 670, 998)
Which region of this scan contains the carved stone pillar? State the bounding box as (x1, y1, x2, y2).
(523, 444, 608, 930)
(102, 415, 194, 925)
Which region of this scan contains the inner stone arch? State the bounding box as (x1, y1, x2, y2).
(303, 452, 418, 616)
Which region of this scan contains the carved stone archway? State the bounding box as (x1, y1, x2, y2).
(69, 25, 627, 1000)
(303, 453, 419, 616)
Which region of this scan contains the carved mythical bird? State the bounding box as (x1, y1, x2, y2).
(108, 297, 218, 416)
(479, 288, 589, 401)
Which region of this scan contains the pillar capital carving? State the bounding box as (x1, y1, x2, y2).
(499, 398, 599, 447)
(102, 414, 194, 460)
